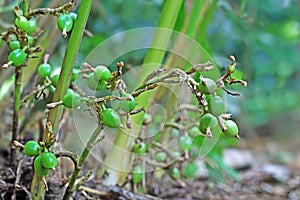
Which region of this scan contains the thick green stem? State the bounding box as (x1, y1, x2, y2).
(45, 0, 93, 137)
(31, 0, 94, 199)
(196, 0, 218, 47)
(23, 0, 29, 16)
(156, 0, 219, 145)
(136, 0, 184, 86)
(101, 0, 184, 186)
(63, 126, 102, 200)
(185, 0, 206, 37)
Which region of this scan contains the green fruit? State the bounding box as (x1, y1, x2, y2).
(63, 92, 81, 108)
(132, 165, 143, 184)
(26, 19, 37, 34)
(71, 68, 80, 82)
(154, 151, 167, 162)
(0, 38, 3, 47)
(86, 73, 98, 90)
(41, 152, 58, 169)
(208, 95, 225, 116)
(15, 16, 29, 31)
(66, 88, 74, 94)
(171, 151, 182, 159)
(51, 74, 59, 87)
(169, 166, 180, 180)
(101, 108, 121, 128)
(198, 78, 217, 94)
(132, 141, 147, 154)
(57, 14, 74, 32)
(188, 126, 200, 137)
(38, 63, 52, 78)
(34, 155, 50, 176)
(94, 65, 111, 81)
(199, 113, 218, 133)
(69, 12, 77, 20)
(119, 93, 136, 112)
(178, 135, 193, 151)
(86, 73, 107, 90)
(9, 40, 20, 51)
(223, 120, 239, 137)
(96, 80, 107, 90)
(24, 141, 40, 156)
(183, 162, 198, 179)
(8, 49, 27, 66)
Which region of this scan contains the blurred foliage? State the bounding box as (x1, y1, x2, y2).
(50, 0, 300, 135)
(207, 0, 300, 133)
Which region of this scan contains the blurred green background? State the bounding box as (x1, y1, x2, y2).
(208, 0, 300, 140)
(78, 0, 300, 140)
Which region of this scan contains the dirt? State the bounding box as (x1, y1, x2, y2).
(1, 136, 300, 200)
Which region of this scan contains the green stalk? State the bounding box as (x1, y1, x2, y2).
(136, 0, 184, 86)
(153, 0, 211, 146)
(101, 0, 184, 186)
(23, 0, 29, 15)
(45, 0, 93, 137)
(196, 0, 218, 48)
(185, 0, 206, 37)
(10, 0, 30, 169)
(63, 126, 102, 200)
(31, 0, 94, 199)
(10, 67, 22, 169)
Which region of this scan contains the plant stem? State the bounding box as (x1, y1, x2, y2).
(31, 0, 94, 199)
(10, 67, 22, 169)
(196, 0, 218, 46)
(10, 0, 30, 170)
(158, 0, 220, 145)
(63, 126, 102, 200)
(185, 0, 206, 38)
(136, 0, 184, 86)
(45, 0, 93, 137)
(23, 0, 29, 16)
(101, 0, 184, 186)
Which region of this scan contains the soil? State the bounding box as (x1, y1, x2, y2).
(1, 135, 300, 200)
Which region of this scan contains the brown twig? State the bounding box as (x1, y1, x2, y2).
(12, 158, 25, 200)
(21, 81, 52, 107)
(54, 151, 79, 170)
(186, 61, 214, 74)
(132, 83, 158, 97)
(28, 1, 75, 18)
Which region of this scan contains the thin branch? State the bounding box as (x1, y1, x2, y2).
(54, 151, 79, 170)
(12, 158, 25, 200)
(63, 125, 103, 200)
(186, 61, 214, 74)
(28, 1, 75, 18)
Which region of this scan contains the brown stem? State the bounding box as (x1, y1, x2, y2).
(10, 67, 22, 169)
(28, 1, 75, 18)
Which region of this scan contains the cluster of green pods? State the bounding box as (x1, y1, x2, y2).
(23, 141, 58, 177)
